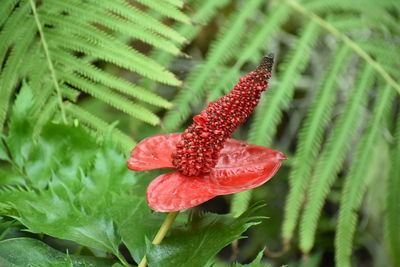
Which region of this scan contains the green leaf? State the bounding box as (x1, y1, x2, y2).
(146, 206, 264, 267)
(6, 82, 35, 168)
(385, 114, 400, 266)
(163, 0, 266, 131)
(249, 21, 320, 146)
(230, 190, 252, 218)
(335, 82, 395, 267)
(282, 44, 352, 242)
(299, 64, 375, 253)
(1, 0, 185, 135)
(231, 249, 270, 267)
(113, 196, 164, 263)
(0, 121, 153, 264)
(0, 237, 115, 267)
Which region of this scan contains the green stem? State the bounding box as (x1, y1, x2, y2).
(285, 0, 400, 95)
(138, 211, 179, 267)
(116, 251, 130, 267)
(28, 0, 67, 123)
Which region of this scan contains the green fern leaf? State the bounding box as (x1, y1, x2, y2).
(299, 64, 375, 253)
(282, 44, 352, 243)
(141, 0, 231, 92)
(335, 82, 394, 267)
(0, 15, 36, 132)
(102, 0, 187, 44)
(59, 72, 160, 125)
(0, 2, 31, 63)
(44, 0, 182, 56)
(41, 10, 180, 86)
(65, 103, 136, 153)
(32, 98, 58, 138)
(384, 114, 400, 266)
(286, 0, 400, 94)
(164, 0, 184, 8)
(135, 0, 191, 24)
(163, 0, 266, 131)
(0, 0, 18, 27)
(360, 41, 400, 71)
(230, 190, 253, 218)
(208, 3, 292, 102)
(1, 0, 188, 136)
(249, 21, 320, 146)
(51, 48, 173, 109)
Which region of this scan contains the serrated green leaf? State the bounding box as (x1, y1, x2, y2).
(0, 121, 153, 264)
(6, 82, 35, 168)
(231, 249, 270, 267)
(146, 207, 263, 267)
(113, 196, 164, 263)
(0, 238, 115, 267)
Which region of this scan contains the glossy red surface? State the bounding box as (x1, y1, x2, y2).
(127, 133, 181, 171)
(128, 134, 286, 211)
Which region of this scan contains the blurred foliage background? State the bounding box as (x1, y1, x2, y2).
(0, 0, 400, 266)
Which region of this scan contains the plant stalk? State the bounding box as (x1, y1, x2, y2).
(138, 211, 179, 267)
(285, 0, 400, 95)
(28, 0, 67, 123)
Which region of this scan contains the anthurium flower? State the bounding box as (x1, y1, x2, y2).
(127, 55, 286, 212)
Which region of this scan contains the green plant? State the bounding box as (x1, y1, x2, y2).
(1, 0, 400, 266)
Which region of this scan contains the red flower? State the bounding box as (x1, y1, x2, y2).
(127, 55, 287, 212)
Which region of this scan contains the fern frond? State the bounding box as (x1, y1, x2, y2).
(227, 5, 294, 215)
(384, 113, 400, 266)
(360, 41, 400, 69)
(305, 0, 400, 34)
(41, 11, 180, 86)
(0, 16, 36, 132)
(21, 46, 49, 88)
(286, 0, 400, 95)
(328, 14, 371, 32)
(61, 86, 80, 102)
(31, 83, 54, 118)
(281, 44, 352, 243)
(0, 0, 18, 28)
(135, 0, 191, 24)
(45, 0, 182, 56)
(236, 3, 292, 66)
(163, 0, 266, 131)
(30, 0, 67, 123)
(304, 0, 399, 22)
(299, 64, 375, 253)
(142, 0, 231, 92)
(101, 0, 187, 44)
(32, 98, 58, 138)
(65, 103, 136, 153)
(208, 3, 292, 102)
(248, 21, 320, 146)
(335, 82, 394, 267)
(230, 190, 253, 218)
(1, 0, 187, 137)
(51, 48, 172, 109)
(0, 1, 29, 63)
(59, 71, 160, 125)
(164, 0, 184, 8)
(207, 68, 241, 102)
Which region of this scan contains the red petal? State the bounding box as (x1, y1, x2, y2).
(205, 139, 287, 194)
(147, 172, 217, 212)
(127, 133, 181, 171)
(146, 139, 286, 212)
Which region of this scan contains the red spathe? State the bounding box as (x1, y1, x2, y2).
(128, 134, 286, 212)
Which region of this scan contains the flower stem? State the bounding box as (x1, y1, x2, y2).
(138, 211, 179, 267)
